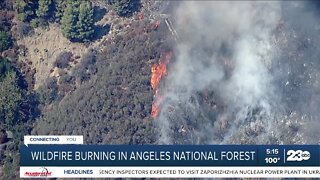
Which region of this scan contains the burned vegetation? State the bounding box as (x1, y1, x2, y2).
(153, 1, 320, 145)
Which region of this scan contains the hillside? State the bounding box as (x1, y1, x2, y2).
(0, 0, 172, 178)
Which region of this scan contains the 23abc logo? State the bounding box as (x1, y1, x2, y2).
(286, 150, 310, 161)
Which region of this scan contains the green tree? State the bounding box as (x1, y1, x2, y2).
(0, 71, 23, 128)
(54, 0, 67, 22)
(0, 57, 14, 79)
(36, 0, 53, 19)
(76, 1, 94, 41)
(0, 31, 12, 52)
(14, 0, 37, 22)
(0, 58, 38, 179)
(60, 1, 94, 42)
(60, 2, 77, 40)
(14, 0, 28, 21)
(111, 0, 141, 17)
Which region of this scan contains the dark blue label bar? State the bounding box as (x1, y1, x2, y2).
(20, 145, 320, 166)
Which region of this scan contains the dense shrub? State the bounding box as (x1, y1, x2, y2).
(0, 31, 12, 52)
(13, 22, 32, 38)
(54, 51, 72, 68)
(110, 0, 141, 17)
(37, 77, 58, 105)
(33, 24, 172, 145)
(72, 50, 97, 83)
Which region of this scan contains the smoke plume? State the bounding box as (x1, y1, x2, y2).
(155, 1, 320, 145)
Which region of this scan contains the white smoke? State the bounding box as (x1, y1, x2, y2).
(156, 1, 319, 145)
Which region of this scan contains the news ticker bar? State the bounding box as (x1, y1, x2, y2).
(20, 145, 320, 166)
(20, 167, 320, 178)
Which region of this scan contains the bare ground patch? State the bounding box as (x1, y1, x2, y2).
(16, 24, 89, 89)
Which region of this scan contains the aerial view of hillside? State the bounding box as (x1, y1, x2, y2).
(1, 0, 320, 179)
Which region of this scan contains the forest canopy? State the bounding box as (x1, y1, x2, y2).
(14, 0, 95, 42)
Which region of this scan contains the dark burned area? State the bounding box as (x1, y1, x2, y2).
(153, 2, 320, 145)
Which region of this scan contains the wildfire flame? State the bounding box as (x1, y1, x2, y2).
(151, 90, 163, 119)
(151, 52, 173, 119)
(151, 52, 172, 90)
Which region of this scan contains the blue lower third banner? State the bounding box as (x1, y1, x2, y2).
(20, 145, 320, 178)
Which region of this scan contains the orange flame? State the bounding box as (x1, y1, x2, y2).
(151, 91, 163, 119)
(151, 52, 173, 119)
(151, 64, 166, 90)
(151, 52, 172, 90)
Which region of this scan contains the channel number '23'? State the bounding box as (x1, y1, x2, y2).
(286, 150, 310, 161)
